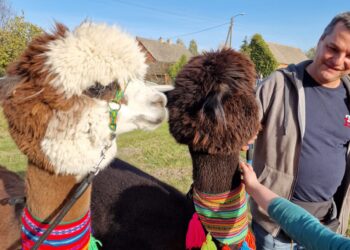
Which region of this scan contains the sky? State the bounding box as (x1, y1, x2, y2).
(9, 0, 350, 52)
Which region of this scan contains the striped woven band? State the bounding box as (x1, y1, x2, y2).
(193, 183, 249, 245)
(21, 207, 91, 250)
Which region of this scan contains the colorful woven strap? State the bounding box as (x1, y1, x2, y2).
(193, 184, 249, 246)
(21, 208, 99, 249)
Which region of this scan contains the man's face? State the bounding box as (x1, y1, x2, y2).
(312, 22, 350, 85)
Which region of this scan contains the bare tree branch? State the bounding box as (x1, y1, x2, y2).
(0, 0, 14, 29)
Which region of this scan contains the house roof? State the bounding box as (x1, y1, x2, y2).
(137, 37, 193, 63)
(147, 62, 172, 75)
(267, 42, 308, 65)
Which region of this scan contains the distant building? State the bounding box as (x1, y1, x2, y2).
(266, 42, 308, 68)
(137, 37, 193, 84)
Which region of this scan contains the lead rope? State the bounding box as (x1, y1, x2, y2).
(31, 143, 112, 250)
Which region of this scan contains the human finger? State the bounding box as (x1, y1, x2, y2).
(239, 161, 248, 172)
(247, 136, 257, 145)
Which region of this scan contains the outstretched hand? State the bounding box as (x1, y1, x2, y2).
(240, 161, 260, 195)
(240, 161, 279, 211)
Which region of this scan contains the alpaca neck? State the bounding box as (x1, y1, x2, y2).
(190, 151, 251, 249)
(190, 150, 241, 193)
(26, 163, 91, 222)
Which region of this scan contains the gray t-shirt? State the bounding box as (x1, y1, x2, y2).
(292, 70, 350, 202)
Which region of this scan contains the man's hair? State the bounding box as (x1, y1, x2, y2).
(320, 12, 350, 40)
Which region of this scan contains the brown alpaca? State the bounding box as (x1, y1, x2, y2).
(0, 21, 167, 249)
(168, 48, 260, 193)
(167, 48, 260, 249)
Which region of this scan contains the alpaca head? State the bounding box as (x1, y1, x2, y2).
(2, 22, 167, 178)
(167, 48, 260, 155)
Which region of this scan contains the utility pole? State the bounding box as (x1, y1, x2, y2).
(225, 13, 245, 48)
(225, 17, 233, 48)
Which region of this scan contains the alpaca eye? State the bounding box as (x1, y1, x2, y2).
(84, 82, 103, 97)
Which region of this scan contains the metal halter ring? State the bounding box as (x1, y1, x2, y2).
(108, 100, 122, 131)
(108, 82, 128, 132)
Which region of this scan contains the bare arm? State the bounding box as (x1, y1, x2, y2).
(239, 161, 278, 211)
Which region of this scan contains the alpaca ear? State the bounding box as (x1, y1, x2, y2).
(6, 23, 68, 77)
(151, 85, 174, 104)
(150, 85, 174, 92)
(0, 76, 21, 103)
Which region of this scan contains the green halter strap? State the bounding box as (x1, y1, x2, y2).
(108, 82, 128, 132)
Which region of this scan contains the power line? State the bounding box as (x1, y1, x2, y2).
(109, 0, 216, 23)
(168, 21, 230, 39)
(100, 1, 241, 43)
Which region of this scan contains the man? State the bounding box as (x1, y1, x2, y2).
(251, 12, 350, 249)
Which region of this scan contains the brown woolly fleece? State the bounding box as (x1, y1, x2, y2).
(1, 23, 94, 225)
(2, 23, 77, 173)
(167, 48, 260, 155)
(6, 23, 67, 78)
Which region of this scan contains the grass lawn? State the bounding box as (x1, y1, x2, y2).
(0, 109, 27, 175)
(117, 122, 192, 193)
(0, 109, 349, 236)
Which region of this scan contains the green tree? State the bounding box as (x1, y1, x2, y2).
(168, 54, 188, 81)
(189, 39, 198, 56)
(241, 34, 277, 77)
(305, 47, 316, 59)
(0, 15, 43, 76)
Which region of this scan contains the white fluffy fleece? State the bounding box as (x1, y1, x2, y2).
(44, 22, 147, 98)
(40, 80, 168, 178)
(41, 99, 117, 178)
